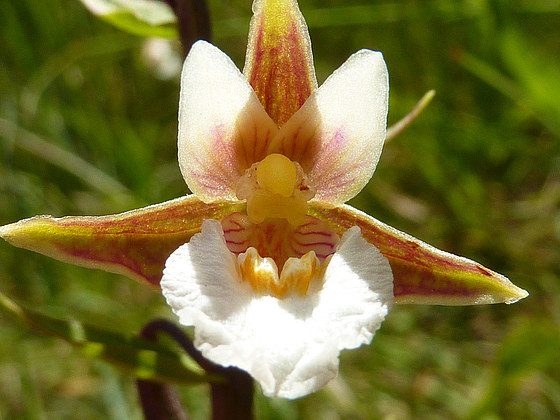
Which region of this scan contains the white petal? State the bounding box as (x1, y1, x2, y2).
(161, 220, 393, 399)
(178, 41, 278, 202)
(268, 49, 389, 204)
(314, 226, 393, 350)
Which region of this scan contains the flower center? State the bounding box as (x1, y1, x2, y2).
(221, 213, 339, 298)
(256, 153, 296, 197)
(237, 248, 325, 298)
(236, 153, 314, 226)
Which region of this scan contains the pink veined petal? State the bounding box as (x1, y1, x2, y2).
(244, 0, 318, 126)
(267, 49, 389, 205)
(178, 41, 279, 202)
(221, 212, 339, 269)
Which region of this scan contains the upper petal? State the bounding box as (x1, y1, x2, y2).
(178, 41, 278, 202)
(161, 220, 393, 398)
(244, 0, 318, 126)
(267, 49, 389, 205)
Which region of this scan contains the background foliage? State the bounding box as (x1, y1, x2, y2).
(1, 0, 559, 418)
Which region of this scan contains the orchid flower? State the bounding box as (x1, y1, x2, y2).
(0, 0, 527, 400)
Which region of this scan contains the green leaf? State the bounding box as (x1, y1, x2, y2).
(465, 322, 560, 419)
(0, 292, 220, 385)
(499, 27, 560, 135)
(496, 321, 560, 379)
(77, 0, 178, 38)
(457, 26, 560, 137)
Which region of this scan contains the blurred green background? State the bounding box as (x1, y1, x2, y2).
(1, 0, 559, 418)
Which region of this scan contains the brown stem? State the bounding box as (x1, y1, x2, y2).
(137, 380, 190, 420)
(210, 367, 254, 420)
(162, 0, 212, 56)
(137, 320, 191, 420)
(137, 319, 254, 420)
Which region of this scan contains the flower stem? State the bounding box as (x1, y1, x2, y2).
(137, 319, 254, 420)
(385, 89, 435, 142)
(137, 320, 191, 420)
(137, 381, 189, 420)
(210, 367, 254, 420)
(162, 0, 212, 55)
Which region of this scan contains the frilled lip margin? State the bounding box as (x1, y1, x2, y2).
(161, 220, 394, 398)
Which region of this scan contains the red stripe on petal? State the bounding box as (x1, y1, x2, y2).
(0, 196, 246, 288)
(244, 0, 317, 126)
(221, 213, 339, 269)
(310, 203, 529, 305)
